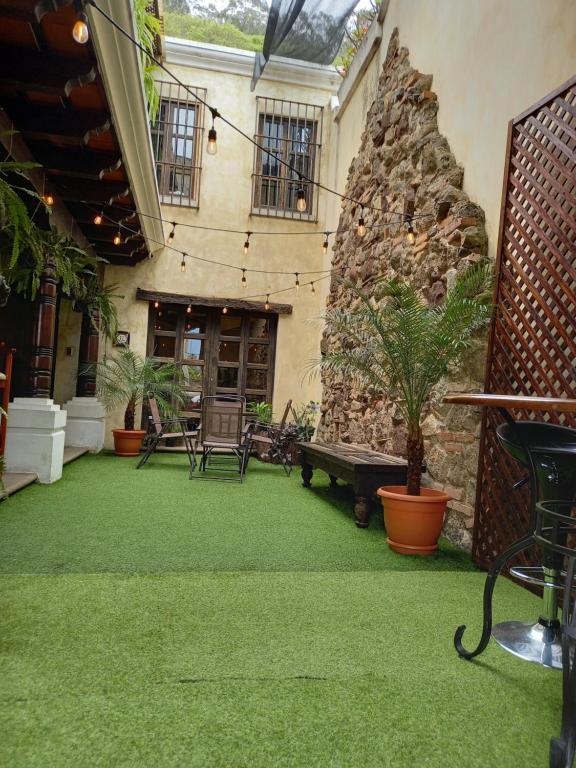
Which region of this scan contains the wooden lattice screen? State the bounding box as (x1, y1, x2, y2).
(472, 75, 576, 569)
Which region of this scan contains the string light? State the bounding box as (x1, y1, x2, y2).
(311, 281, 316, 294)
(186, 302, 192, 314)
(295, 273, 300, 291)
(406, 217, 415, 244)
(357, 208, 366, 237)
(322, 233, 330, 254)
(241, 269, 247, 288)
(243, 232, 251, 255)
(154, 300, 160, 309)
(265, 294, 270, 311)
(222, 306, 228, 314)
(207, 107, 219, 155)
(168, 222, 176, 244)
(296, 188, 307, 213)
(113, 230, 122, 246)
(42, 190, 54, 206)
(72, 11, 89, 44)
(93, 211, 103, 225)
(180, 253, 186, 273)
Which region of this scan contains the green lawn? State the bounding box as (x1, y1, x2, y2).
(0, 454, 561, 767)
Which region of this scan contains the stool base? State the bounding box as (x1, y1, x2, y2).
(492, 619, 563, 669)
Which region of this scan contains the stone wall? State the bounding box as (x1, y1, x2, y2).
(318, 28, 490, 550)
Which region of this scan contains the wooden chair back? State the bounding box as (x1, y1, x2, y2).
(147, 396, 163, 435)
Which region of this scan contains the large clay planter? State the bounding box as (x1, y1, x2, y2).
(112, 428, 146, 457)
(377, 485, 451, 556)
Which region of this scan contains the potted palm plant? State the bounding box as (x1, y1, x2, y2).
(319, 264, 492, 555)
(90, 349, 187, 456)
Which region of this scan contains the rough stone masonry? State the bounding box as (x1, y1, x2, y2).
(318, 28, 491, 551)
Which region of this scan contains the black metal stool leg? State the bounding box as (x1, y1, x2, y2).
(454, 533, 535, 660)
(550, 559, 576, 768)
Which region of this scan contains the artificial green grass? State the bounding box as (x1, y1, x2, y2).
(0, 454, 563, 767)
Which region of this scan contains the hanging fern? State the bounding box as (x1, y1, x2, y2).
(134, 0, 162, 123)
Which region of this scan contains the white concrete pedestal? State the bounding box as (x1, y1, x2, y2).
(4, 398, 67, 484)
(63, 396, 106, 453)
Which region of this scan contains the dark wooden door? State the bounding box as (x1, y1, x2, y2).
(472, 75, 576, 569)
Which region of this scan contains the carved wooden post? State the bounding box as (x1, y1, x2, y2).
(76, 311, 99, 396)
(29, 257, 58, 397)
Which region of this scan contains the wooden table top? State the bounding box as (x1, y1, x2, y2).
(443, 393, 576, 413)
(297, 441, 407, 466)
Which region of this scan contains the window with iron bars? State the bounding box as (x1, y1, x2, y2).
(252, 97, 323, 220)
(151, 81, 206, 207)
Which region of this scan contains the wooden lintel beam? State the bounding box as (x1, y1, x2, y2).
(136, 288, 293, 315)
(0, 107, 96, 257)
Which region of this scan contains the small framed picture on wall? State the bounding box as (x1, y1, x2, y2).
(115, 331, 130, 348)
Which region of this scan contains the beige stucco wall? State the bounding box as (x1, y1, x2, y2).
(328, 0, 576, 257)
(101, 52, 338, 441)
(53, 299, 82, 406)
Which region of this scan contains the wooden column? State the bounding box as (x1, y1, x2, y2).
(76, 311, 99, 397)
(29, 257, 58, 398)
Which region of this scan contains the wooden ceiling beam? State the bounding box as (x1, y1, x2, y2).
(1, 47, 99, 98)
(3, 103, 111, 146)
(56, 177, 131, 205)
(28, 144, 122, 179)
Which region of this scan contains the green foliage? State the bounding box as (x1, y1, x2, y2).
(247, 400, 273, 424)
(338, 1, 381, 73)
(134, 0, 161, 122)
(317, 264, 493, 488)
(81, 277, 122, 342)
(90, 348, 188, 430)
(0, 156, 43, 267)
(164, 12, 264, 52)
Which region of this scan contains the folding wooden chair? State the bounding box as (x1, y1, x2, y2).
(137, 396, 197, 469)
(249, 399, 293, 476)
(190, 395, 253, 482)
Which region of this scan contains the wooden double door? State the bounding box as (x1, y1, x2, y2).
(147, 302, 277, 413)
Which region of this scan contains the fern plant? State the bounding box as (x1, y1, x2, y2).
(318, 264, 493, 495)
(134, 0, 162, 122)
(90, 348, 187, 431)
(0, 156, 42, 268)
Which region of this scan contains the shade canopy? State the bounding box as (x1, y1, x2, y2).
(251, 0, 357, 89)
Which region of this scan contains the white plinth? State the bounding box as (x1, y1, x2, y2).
(63, 396, 106, 453)
(4, 398, 67, 484)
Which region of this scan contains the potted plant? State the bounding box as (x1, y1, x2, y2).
(89, 348, 187, 456)
(319, 264, 492, 555)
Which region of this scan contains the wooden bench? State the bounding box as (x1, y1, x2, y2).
(297, 441, 409, 528)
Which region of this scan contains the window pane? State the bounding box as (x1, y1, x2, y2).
(154, 307, 179, 332)
(153, 336, 176, 358)
(185, 314, 207, 335)
(182, 338, 204, 361)
(217, 367, 238, 388)
(247, 369, 267, 390)
(182, 365, 202, 387)
(219, 341, 240, 363)
(182, 391, 202, 410)
(249, 317, 269, 339)
(220, 315, 242, 336)
(247, 344, 269, 365)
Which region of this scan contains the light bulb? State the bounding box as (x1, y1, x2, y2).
(296, 189, 307, 212)
(311, 282, 316, 294)
(186, 303, 192, 314)
(168, 223, 176, 244)
(243, 233, 251, 255)
(154, 300, 160, 309)
(93, 211, 103, 225)
(295, 273, 300, 292)
(241, 270, 247, 288)
(357, 217, 366, 237)
(207, 128, 217, 155)
(265, 295, 270, 311)
(113, 231, 122, 246)
(406, 226, 415, 244)
(322, 236, 329, 255)
(43, 193, 54, 206)
(72, 13, 89, 44)
(180, 255, 186, 273)
(222, 306, 228, 314)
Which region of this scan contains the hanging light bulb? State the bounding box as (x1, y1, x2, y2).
(322, 233, 329, 255)
(186, 302, 192, 314)
(311, 281, 316, 294)
(207, 107, 219, 155)
(93, 211, 103, 226)
(113, 230, 122, 246)
(154, 300, 160, 309)
(295, 273, 300, 292)
(241, 269, 247, 288)
(406, 219, 415, 244)
(296, 188, 307, 213)
(72, 12, 89, 44)
(357, 208, 366, 237)
(168, 222, 176, 244)
(42, 193, 54, 206)
(243, 232, 251, 255)
(180, 253, 186, 273)
(264, 294, 270, 311)
(222, 306, 228, 315)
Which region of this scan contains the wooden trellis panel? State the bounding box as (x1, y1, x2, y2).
(472, 75, 576, 569)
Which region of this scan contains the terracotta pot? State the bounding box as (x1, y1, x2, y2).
(112, 428, 146, 457)
(377, 485, 451, 556)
